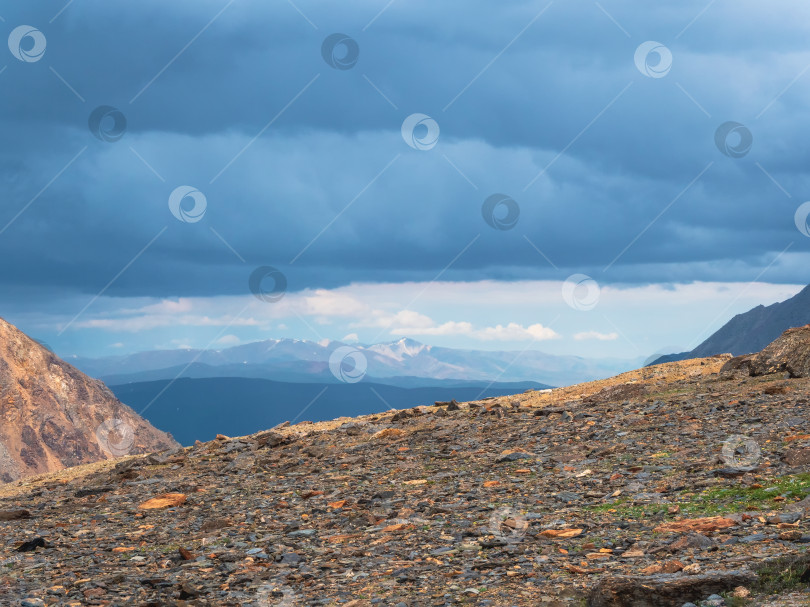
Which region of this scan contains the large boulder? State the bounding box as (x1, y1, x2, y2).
(719, 325, 810, 379)
(587, 570, 756, 607)
(718, 353, 755, 379)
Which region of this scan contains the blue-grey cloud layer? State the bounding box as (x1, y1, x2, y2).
(2, 0, 810, 301)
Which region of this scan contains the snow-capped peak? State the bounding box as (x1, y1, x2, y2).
(365, 337, 426, 361)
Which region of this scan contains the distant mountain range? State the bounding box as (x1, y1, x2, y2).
(74, 337, 642, 446)
(72, 337, 639, 445)
(651, 283, 810, 365)
(71, 337, 634, 388)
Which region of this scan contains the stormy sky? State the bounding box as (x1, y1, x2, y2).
(1, 0, 809, 359)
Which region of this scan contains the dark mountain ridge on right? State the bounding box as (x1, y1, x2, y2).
(652, 283, 810, 365)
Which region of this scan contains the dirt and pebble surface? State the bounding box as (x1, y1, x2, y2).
(2, 333, 810, 605)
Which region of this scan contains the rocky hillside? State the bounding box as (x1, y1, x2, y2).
(0, 317, 178, 483)
(652, 284, 810, 365)
(2, 329, 810, 605)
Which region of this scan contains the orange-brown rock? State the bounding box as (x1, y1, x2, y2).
(540, 528, 583, 538)
(137, 493, 187, 510)
(640, 560, 684, 574)
(654, 516, 736, 534)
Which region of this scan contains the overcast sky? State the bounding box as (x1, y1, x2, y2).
(1, 0, 809, 360)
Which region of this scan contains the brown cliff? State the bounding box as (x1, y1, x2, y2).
(0, 317, 178, 482)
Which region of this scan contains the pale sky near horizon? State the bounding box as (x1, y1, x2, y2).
(5, 280, 802, 362)
(2, 1, 809, 360)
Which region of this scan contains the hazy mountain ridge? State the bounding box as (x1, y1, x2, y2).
(72, 337, 635, 387)
(98, 362, 549, 390)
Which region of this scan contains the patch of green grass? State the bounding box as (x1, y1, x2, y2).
(700, 473, 810, 512)
(720, 595, 752, 607)
(753, 554, 810, 595)
(587, 473, 810, 519)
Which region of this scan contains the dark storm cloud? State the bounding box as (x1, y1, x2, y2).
(1, 0, 809, 300)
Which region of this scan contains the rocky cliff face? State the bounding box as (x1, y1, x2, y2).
(0, 317, 178, 482)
